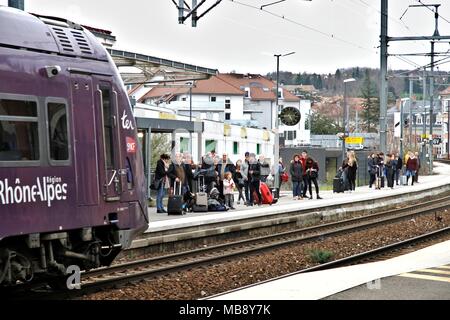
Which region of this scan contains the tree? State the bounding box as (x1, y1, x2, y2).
(309, 111, 343, 135)
(360, 69, 380, 133)
(150, 133, 171, 169)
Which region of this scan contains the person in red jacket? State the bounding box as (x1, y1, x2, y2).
(406, 152, 418, 186)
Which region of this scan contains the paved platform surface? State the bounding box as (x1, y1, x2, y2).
(145, 162, 450, 233)
(324, 264, 450, 300)
(210, 239, 450, 300)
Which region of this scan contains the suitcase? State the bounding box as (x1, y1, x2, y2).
(260, 182, 274, 205)
(401, 175, 407, 186)
(195, 176, 208, 207)
(333, 177, 344, 193)
(168, 181, 184, 215)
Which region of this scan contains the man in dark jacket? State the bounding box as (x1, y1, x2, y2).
(248, 153, 262, 206)
(182, 153, 195, 193)
(300, 150, 309, 198)
(167, 153, 186, 195)
(395, 152, 403, 185)
(154, 153, 170, 213)
(367, 153, 377, 188)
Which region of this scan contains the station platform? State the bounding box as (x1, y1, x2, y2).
(210, 239, 450, 300)
(143, 162, 450, 235)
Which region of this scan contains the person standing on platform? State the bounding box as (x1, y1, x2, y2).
(242, 152, 251, 206)
(305, 156, 322, 199)
(234, 160, 245, 205)
(217, 153, 236, 202)
(290, 154, 304, 200)
(258, 155, 270, 183)
(182, 153, 195, 193)
(223, 172, 236, 210)
(385, 153, 395, 189)
(368, 153, 377, 188)
(346, 151, 358, 191)
(414, 151, 420, 183)
(300, 150, 309, 198)
(155, 153, 170, 214)
(341, 153, 350, 191)
(395, 153, 403, 185)
(248, 153, 262, 206)
(277, 157, 285, 190)
(406, 152, 418, 186)
(167, 152, 186, 195)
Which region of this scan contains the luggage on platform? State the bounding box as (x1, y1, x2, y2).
(401, 175, 407, 186)
(260, 182, 274, 205)
(195, 176, 208, 203)
(333, 177, 345, 193)
(168, 181, 184, 215)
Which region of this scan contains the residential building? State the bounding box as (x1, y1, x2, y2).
(133, 73, 311, 146)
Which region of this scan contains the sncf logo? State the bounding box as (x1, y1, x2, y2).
(126, 137, 137, 154)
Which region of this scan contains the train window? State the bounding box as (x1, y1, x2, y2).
(47, 102, 69, 161)
(0, 99, 39, 162)
(101, 88, 115, 170)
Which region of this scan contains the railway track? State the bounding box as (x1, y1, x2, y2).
(8, 195, 450, 300)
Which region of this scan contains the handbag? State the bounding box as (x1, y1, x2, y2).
(281, 172, 289, 183)
(150, 178, 162, 190)
(309, 170, 318, 179)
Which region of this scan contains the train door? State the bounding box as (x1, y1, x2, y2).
(71, 75, 99, 206)
(94, 78, 124, 202)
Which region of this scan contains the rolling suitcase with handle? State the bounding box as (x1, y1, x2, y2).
(193, 175, 208, 212)
(168, 181, 184, 215)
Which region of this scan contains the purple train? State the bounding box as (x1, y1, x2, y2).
(0, 7, 148, 286)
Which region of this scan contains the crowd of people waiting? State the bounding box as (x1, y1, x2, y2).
(152, 148, 422, 213)
(152, 150, 285, 213)
(367, 151, 421, 189)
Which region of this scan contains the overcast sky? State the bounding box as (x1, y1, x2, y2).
(3, 0, 450, 74)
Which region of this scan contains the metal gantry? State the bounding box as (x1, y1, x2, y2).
(379, 0, 450, 174)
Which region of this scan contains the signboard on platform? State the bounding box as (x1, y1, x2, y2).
(345, 137, 364, 145)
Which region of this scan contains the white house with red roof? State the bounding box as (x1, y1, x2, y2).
(134, 72, 311, 146)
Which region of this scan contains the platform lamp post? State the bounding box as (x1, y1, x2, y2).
(274, 51, 295, 197)
(342, 78, 356, 161)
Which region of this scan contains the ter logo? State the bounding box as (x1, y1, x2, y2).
(66, 265, 81, 290)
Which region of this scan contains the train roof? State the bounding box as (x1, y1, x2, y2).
(0, 6, 108, 61)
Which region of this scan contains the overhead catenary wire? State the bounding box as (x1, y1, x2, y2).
(390, 55, 450, 78)
(416, 0, 450, 24)
(228, 0, 377, 54)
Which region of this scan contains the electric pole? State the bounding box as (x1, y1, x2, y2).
(379, 0, 388, 155)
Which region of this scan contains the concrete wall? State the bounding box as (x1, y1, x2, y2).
(281, 146, 372, 186)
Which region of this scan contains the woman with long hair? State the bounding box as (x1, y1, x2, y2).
(305, 156, 322, 199)
(347, 151, 358, 191)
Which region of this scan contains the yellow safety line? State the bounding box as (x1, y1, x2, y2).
(434, 266, 450, 270)
(417, 269, 450, 276)
(398, 273, 450, 283)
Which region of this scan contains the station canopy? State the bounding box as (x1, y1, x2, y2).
(107, 48, 218, 86)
